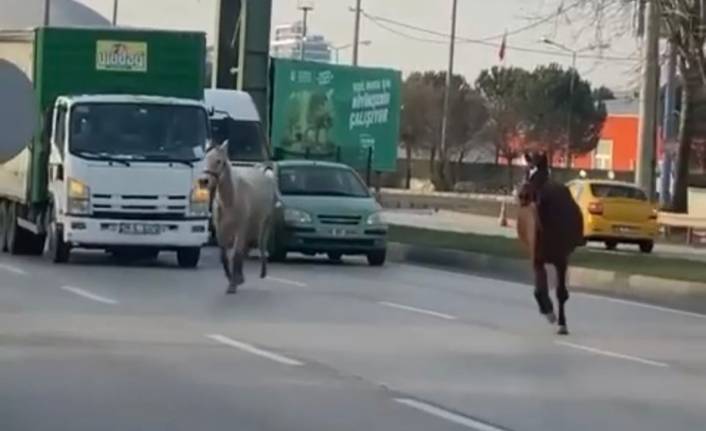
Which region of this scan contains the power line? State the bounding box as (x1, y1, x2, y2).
(362, 11, 639, 63)
(478, 0, 583, 41)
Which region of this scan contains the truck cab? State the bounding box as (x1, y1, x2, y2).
(45, 94, 211, 266)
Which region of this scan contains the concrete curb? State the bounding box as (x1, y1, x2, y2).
(388, 242, 706, 307)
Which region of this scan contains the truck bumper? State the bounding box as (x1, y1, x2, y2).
(62, 216, 209, 249)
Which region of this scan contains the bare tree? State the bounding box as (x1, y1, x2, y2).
(578, 0, 706, 212)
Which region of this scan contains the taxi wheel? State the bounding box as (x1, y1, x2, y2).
(639, 241, 654, 254)
(605, 240, 618, 251)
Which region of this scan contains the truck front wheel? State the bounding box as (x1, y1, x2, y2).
(177, 247, 200, 268)
(45, 207, 70, 264)
(0, 201, 8, 252)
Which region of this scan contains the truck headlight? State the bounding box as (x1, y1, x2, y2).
(366, 211, 384, 225)
(190, 182, 210, 217)
(67, 177, 91, 215)
(284, 208, 312, 225)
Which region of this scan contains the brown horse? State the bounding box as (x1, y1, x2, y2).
(516, 152, 584, 335)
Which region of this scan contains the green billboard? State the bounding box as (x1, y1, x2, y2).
(270, 58, 401, 172)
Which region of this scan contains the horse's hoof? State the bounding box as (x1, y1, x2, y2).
(544, 312, 557, 324)
(557, 325, 569, 336)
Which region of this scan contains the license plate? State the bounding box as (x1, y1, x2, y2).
(330, 228, 351, 237)
(119, 223, 161, 235)
(613, 225, 636, 233)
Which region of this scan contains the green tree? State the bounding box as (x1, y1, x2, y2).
(527, 64, 606, 166)
(593, 86, 616, 101)
(476, 66, 533, 173)
(400, 71, 488, 190)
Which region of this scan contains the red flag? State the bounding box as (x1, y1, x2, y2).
(499, 31, 507, 61)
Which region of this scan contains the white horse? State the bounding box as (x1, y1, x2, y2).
(201, 141, 276, 293)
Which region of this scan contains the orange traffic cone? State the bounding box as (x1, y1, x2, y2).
(498, 201, 508, 227)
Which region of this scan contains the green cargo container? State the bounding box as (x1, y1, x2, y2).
(0, 27, 207, 204)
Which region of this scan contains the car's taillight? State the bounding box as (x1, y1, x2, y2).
(649, 208, 658, 220)
(588, 201, 604, 215)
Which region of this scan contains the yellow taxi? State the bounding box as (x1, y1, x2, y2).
(566, 179, 659, 253)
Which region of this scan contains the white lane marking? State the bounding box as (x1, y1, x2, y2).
(206, 334, 304, 366)
(0, 264, 27, 276)
(579, 293, 706, 320)
(555, 340, 669, 368)
(401, 263, 706, 321)
(395, 398, 508, 431)
(379, 301, 457, 320)
(60, 286, 118, 305)
(267, 277, 308, 288)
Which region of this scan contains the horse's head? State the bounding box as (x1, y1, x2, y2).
(200, 140, 230, 194)
(524, 151, 550, 186)
(516, 151, 550, 207)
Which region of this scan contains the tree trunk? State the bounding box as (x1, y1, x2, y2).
(454, 150, 466, 186)
(405, 141, 413, 189)
(671, 68, 695, 213)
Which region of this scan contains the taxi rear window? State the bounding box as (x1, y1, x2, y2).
(590, 184, 647, 201)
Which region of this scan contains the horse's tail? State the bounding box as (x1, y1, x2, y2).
(259, 216, 271, 279)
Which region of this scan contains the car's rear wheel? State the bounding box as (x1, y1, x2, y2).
(367, 249, 386, 267)
(639, 240, 654, 254)
(605, 240, 618, 251)
(327, 252, 343, 263)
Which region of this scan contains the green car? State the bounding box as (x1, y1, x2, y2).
(270, 160, 388, 266)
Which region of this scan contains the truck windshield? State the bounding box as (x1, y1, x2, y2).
(278, 165, 370, 198)
(210, 117, 269, 162)
(69, 103, 209, 162)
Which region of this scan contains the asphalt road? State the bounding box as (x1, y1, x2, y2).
(1, 248, 705, 431)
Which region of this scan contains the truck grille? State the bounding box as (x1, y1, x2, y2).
(91, 194, 189, 218)
(317, 215, 362, 225)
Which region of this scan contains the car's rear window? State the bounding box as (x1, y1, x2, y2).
(278, 165, 370, 198)
(590, 184, 647, 201)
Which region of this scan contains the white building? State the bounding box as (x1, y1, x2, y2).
(0, 0, 110, 28)
(271, 21, 331, 63)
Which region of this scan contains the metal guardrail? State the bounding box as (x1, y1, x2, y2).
(658, 212, 706, 245)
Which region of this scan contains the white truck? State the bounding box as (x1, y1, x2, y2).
(0, 27, 211, 267)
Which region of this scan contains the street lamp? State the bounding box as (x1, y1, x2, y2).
(540, 38, 610, 168)
(332, 40, 371, 64)
(298, 0, 314, 61)
(112, 0, 119, 26)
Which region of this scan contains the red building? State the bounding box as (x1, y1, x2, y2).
(572, 98, 667, 172)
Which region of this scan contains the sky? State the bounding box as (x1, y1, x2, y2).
(74, 0, 644, 92)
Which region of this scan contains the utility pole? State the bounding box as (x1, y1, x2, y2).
(439, 0, 458, 185)
(636, 0, 660, 198)
(660, 40, 678, 207)
(352, 0, 362, 66)
(112, 0, 119, 26)
(298, 2, 313, 61)
(43, 0, 50, 26)
(567, 51, 576, 168)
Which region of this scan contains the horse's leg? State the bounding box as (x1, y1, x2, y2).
(258, 217, 270, 279)
(555, 259, 570, 335)
(220, 246, 231, 280)
(226, 243, 240, 294)
(533, 260, 555, 324)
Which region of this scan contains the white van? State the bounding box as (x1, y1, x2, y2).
(204, 89, 270, 164)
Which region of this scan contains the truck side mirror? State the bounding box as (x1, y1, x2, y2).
(42, 108, 54, 144)
(55, 163, 64, 181)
